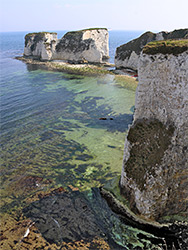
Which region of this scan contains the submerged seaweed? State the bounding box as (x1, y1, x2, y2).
(0, 69, 135, 216)
(23, 188, 164, 249)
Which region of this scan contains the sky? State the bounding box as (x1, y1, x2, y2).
(0, 0, 188, 33)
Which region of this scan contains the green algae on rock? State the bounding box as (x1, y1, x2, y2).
(16, 56, 138, 91)
(125, 119, 175, 190)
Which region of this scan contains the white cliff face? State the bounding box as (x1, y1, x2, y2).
(24, 29, 109, 63)
(120, 46, 188, 220)
(53, 29, 109, 63)
(135, 51, 188, 126)
(83, 29, 109, 61)
(24, 32, 57, 60)
(115, 51, 139, 71)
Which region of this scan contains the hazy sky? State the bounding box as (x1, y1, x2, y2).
(0, 0, 188, 32)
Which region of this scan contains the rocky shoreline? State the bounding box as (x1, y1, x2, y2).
(15, 56, 114, 75)
(15, 56, 138, 93)
(15, 56, 137, 76)
(100, 178, 188, 249)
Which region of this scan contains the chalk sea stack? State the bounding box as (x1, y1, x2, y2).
(24, 28, 109, 63)
(120, 39, 188, 222)
(115, 28, 188, 71)
(24, 32, 58, 61)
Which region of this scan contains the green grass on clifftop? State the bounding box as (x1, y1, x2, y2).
(143, 39, 188, 55)
(65, 28, 108, 37)
(25, 32, 57, 37)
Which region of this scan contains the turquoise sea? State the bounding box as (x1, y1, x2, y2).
(0, 30, 141, 195)
(0, 30, 165, 249)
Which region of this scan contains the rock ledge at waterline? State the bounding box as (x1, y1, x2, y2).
(120, 39, 188, 222)
(24, 28, 109, 63)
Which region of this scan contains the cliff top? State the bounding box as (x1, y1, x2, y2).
(25, 32, 57, 38)
(25, 29, 107, 38)
(115, 31, 156, 59)
(68, 28, 107, 33)
(65, 28, 108, 37)
(115, 29, 188, 60)
(143, 39, 188, 55)
(25, 32, 58, 48)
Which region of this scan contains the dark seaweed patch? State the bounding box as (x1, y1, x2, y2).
(23, 188, 170, 249)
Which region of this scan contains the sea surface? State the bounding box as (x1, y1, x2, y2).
(0, 30, 162, 249)
(0, 30, 141, 195)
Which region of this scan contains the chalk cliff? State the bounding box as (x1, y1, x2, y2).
(53, 28, 109, 63)
(24, 28, 109, 63)
(24, 32, 58, 60)
(115, 29, 188, 71)
(120, 40, 188, 221)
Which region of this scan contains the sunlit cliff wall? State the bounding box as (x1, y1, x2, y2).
(120, 40, 188, 221)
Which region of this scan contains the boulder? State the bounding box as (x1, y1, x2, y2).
(115, 29, 188, 71)
(24, 28, 109, 63)
(120, 40, 188, 221)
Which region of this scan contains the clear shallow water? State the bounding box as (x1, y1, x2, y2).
(0, 31, 162, 249)
(0, 31, 139, 205)
(1, 70, 135, 196)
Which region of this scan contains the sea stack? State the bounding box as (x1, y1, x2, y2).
(115, 29, 188, 71)
(24, 32, 58, 60)
(120, 40, 188, 221)
(24, 28, 109, 63)
(53, 28, 109, 63)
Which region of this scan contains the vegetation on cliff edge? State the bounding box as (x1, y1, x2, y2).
(65, 28, 108, 35)
(143, 39, 188, 55)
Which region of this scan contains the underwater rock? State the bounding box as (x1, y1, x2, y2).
(115, 28, 188, 71)
(99, 117, 114, 120)
(120, 40, 188, 221)
(10, 175, 52, 194)
(23, 188, 168, 249)
(24, 191, 103, 244)
(0, 212, 111, 250)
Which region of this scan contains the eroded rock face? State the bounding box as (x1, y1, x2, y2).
(24, 32, 58, 60)
(24, 28, 109, 63)
(120, 41, 188, 221)
(115, 29, 188, 71)
(53, 28, 109, 63)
